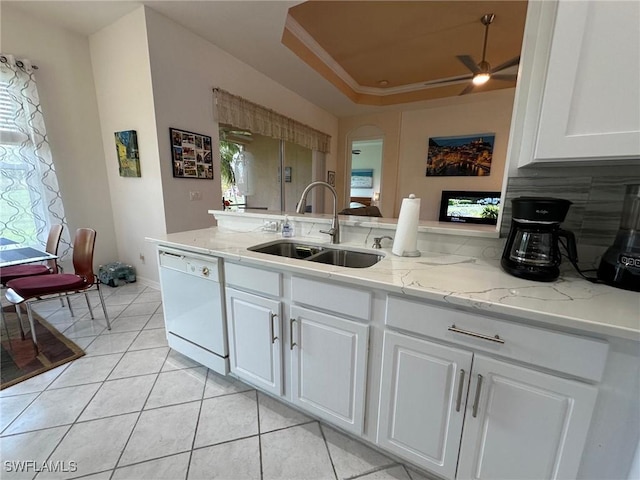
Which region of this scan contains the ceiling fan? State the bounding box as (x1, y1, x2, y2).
(425, 13, 520, 95)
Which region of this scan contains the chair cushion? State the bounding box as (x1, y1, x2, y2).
(0, 265, 50, 285)
(6, 274, 90, 300)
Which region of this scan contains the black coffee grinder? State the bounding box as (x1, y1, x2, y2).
(597, 184, 640, 292)
(501, 197, 578, 282)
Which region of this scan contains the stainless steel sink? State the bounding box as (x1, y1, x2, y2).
(307, 249, 383, 268)
(248, 240, 324, 259)
(248, 240, 383, 268)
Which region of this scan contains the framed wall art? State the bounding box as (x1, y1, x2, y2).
(426, 133, 495, 177)
(170, 128, 213, 179)
(114, 130, 141, 177)
(351, 169, 374, 188)
(327, 170, 336, 187)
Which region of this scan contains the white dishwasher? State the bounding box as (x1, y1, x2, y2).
(158, 246, 229, 374)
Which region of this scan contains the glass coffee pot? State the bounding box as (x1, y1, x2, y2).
(501, 197, 577, 281)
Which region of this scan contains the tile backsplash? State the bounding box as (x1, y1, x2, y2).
(500, 175, 640, 263)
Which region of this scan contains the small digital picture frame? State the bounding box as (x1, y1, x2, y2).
(438, 191, 501, 225)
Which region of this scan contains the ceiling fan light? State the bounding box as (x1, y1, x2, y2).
(473, 73, 491, 85)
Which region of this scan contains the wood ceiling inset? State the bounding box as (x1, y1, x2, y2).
(282, 1, 528, 105)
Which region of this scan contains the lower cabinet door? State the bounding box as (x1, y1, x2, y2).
(226, 288, 282, 396)
(377, 331, 473, 479)
(290, 306, 369, 435)
(457, 354, 598, 480)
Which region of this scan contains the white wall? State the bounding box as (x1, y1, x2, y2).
(89, 7, 166, 284)
(1, 4, 118, 268)
(397, 89, 514, 220)
(142, 7, 339, 231)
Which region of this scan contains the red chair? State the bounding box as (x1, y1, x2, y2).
(0, 225, 64, 340)
(5, 228, 111, 354)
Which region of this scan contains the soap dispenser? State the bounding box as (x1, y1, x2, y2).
(282, 215, 294, 238)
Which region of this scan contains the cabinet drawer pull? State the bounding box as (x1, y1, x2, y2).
(456, 369, 466, 412)
(472, 374, 483, 418)
(270, 312, 278, 344)
(290, 318, 297, 350)
(448, 324, 505, 344)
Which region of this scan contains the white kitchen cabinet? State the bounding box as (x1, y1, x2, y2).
(515, 0, 640, 167)
(457, 355, 598, 480)
(380, 296, 605, 480)
(377, 331, 473, 479)
(226, 288, 283, 396)
(290, 305, 369, 435)
(378, 331, 598, 480)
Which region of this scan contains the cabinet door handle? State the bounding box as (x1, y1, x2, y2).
(455, 369, 466, 412)
(289, 318, 297, 350)
(448, 324, 505, 344)
(270, 312, 278, 344)
(472, 374, 483, 418)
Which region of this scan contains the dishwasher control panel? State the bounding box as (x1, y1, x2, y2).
(158, 247, 220, 281)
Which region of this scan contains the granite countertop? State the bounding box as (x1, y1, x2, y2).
(147, 226, 640, 341)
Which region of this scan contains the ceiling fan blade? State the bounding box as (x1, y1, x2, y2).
(423, 73, 473, 87)
(456, 55, 481, 74)
(459, 83, 476, 96)
(491, 55, 520, 73)
(490, 74, 518, 82)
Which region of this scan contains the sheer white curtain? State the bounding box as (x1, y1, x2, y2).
(0, 54, 71, 257)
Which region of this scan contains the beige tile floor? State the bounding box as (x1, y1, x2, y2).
(0, 283, 432, 480)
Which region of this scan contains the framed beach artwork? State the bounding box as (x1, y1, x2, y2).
(426, 133, 495, 177)
(351, 169, 374, 188)
(170, 128, 213, 179)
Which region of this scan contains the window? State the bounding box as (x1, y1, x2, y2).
(0, 56, 68, 253)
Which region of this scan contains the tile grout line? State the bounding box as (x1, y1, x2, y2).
(108, 347, 172, 479)
(256, 390, 264, 480)
(318, 422, 339, 480)
(183, 365, 210, 480)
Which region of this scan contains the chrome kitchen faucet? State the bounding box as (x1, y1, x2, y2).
(296, 181, 340, 244)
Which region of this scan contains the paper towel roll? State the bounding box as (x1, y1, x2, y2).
(392, 194, 421, 257)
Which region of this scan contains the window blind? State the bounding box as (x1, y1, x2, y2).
(0, 80, 25, 144)
(213, 88, 331, 153)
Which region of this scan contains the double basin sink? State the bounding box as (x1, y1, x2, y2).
(248, 240, 383, 268)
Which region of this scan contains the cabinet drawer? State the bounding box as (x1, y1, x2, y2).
(292, 276, 371, 321)
(386, 295, 608, 382)
(225, 263, 281, 297)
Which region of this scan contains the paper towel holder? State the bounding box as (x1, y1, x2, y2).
(393, 193, 422, 257)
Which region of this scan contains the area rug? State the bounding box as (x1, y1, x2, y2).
(0, 306, 85, 390)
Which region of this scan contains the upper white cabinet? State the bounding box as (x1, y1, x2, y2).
(515, 0, 640, 167)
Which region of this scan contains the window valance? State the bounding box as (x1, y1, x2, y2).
(213, 88, 331, 153)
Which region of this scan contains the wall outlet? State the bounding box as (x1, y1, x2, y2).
(139, 253, 145, 264)
(189, 191, 202, 201)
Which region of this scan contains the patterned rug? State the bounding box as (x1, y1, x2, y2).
(0, 305, 85, 390)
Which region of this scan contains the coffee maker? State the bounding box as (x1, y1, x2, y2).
(597, 184, 640, 292)
(501, 197, 577, 281)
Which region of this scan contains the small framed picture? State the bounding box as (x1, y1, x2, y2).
(327, 170, 336, 187)
(284, 166, 292, 183)
(114, 130, 141, 177)
(170, 128, 213, 179)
